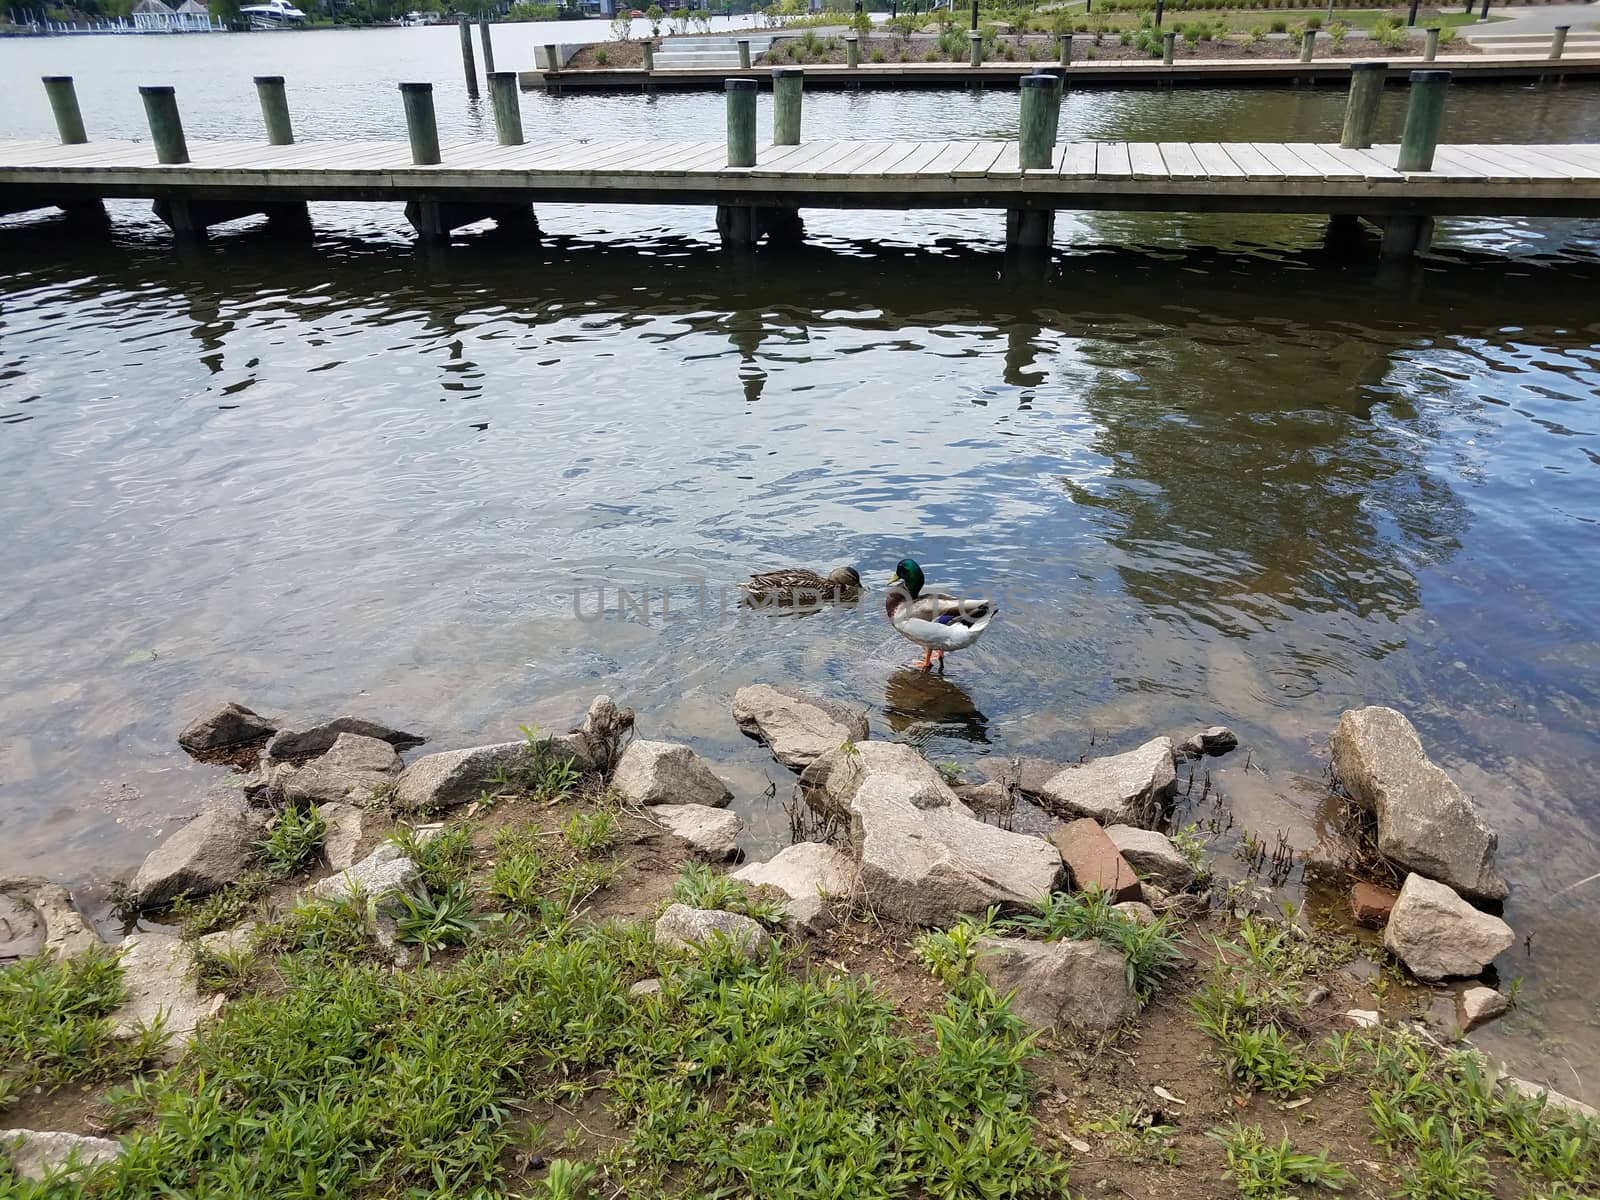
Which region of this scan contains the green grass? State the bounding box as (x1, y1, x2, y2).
(1211, 1121, 1354, 1197)
(168, 869, 272, 939)
(1003, 888, 1185, 1004)
(390, 822, 474, 893)
(394, 881, 485, 962)
(255, 804, 326, 878)
(669, 861, 788, 927)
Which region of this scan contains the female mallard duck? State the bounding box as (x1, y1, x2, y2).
(886, 558, 996, 671)
(741, 565, 862, 606)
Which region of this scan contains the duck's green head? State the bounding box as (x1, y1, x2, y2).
(890, 558, 925, 597)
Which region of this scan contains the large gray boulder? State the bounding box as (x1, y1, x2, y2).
(0, 1129, 122, 1181)
(974, 935, 1139, 1032)
(1383, 874, 1514, 981)
(654, 903, 771, 959)
(653, 804, 742, 861)
(1033, 738, 1177, 828)
(312, 844, 426, 917)
(392, 734, 593, 813)
(319, 802, 383, 872)
(733, 684, 870, 770)
(178, 702, 277, 753)
(1104, 825, 1195, 891)
(264, 716, 424, 763)
(733, 841, 858, 934)
(281, 733, 401, 807)
(112, 932, 226, 1057)
(612, 740, 732, 808)
(1331, 707, 1507, 901)
(801, 742, 1061, 926)
(130, 807, 268, 910)
(31, 885, 102, 958)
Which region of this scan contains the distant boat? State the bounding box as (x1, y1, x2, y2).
(240, 0, 306, 29)
(399, 10, 442, 24)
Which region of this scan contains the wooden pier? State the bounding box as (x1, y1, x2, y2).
(2, 70, 1599, 259)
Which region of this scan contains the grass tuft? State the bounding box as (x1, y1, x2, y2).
(255, 804, 326, 878)
(1210, 1121, 1354, 1197)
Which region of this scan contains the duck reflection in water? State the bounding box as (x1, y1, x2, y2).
(882, 669, 991, 749)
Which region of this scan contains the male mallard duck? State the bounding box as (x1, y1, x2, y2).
(886, 558, 996, 671)
(741, 565, 862, 605)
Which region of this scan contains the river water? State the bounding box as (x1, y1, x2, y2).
(2, 25, 1598, 1092)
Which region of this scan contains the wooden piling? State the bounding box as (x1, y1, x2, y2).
(1397, 69, 1450, 172)
(479, 20, 495, 74)
(1423, 27, 1440, 62)
(738, 38, 751, 70)
(253, 75, 294, 146)
(773, 67, 803, 146)
(458, 17, 479, 98)
(1300, 29, 1315, 63)
(846, 35, 859, 69)
(41, 76, 87, 145)
(1340, 61, 1386, 149)
(543, 44, 560, 75)
(138, 85, 188, 165)
(1018, 75, 1053, 170)
(643, 41, 655, 71)
(1059, 33, 1072, 66)
(488, 71, 523, 147)
(726, 78, 756, 168)
(969, 30, 982, 67)
(1550, 25, 1569, 60)
(1039, 67, 1065, 149)
(399, 82, 441, 166)
(1162, 31, 1175, 66)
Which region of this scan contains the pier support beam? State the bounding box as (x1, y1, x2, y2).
(404, 199, 539, 246)
(1005, 209, 1055, 251)
(1379, 215, 1433, 260)
(152, 196, 312, 243)
(715, 205, 804, 250)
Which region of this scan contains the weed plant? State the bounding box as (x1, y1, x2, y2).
(255, 804, 326, 878)
(1210, 1121, 1353, 1197)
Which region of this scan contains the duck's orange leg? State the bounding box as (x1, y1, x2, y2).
(917, 647, 934, 671)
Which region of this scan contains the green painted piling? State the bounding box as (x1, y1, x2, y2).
(458, 17, 479, 98)
(138, 85, 188, 165)
(773, 66, 803, 146)
(726, 78, 756, 168)
(1059, 32, 1072, 66)
(1550, 25, 1569, 60)
(1423, 27, 1440, 62)
(488, 71, 523, 146)
(1340, 61, 1387, 149)
(1018, 75, 1053, 170)
(479, 20, 495, 74)
(1040, 66, 1065, 148)
(399, 82, 441, 166)
(1397, 69, 1450, 172)
(253, 75, 293, 146)
(41, 76, 87, 145)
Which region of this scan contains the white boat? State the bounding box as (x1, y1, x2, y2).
(399, 10, 442, 25)
(241, 0, 306, 29)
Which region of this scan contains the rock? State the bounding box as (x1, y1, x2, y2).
(1460, 986, 1509, 1031)
(1330, 706, 1507, 901)
(1103, 825, 1195, 891)
(1034, 738, 1177, 828)
(130, 807, 268, 910)
(1350, 880, 1399, 928)
(312, 844, 426, 917)
(732, 684, 870, 770)
(112, 932, 226, 1055)
(0, 1129, 122, 1181)
(197, 922, 257, 955)
(1304, 984, 1332, 1006)
(392, 735, 594, 813)
(575, 694, 635, 777)
(1175, 726, 1239, 760)
(320, 802, 377, 872)
(801, 742, 1062, 926)
(1113, 901, 1158, 926)
(281, 733, 402, 807)
(977, 756, 1073, 797)
(1421, 992, 1464, 1041)
(653, 903, 771, 959)
(952, 780, 1011, 815)
(0, 892, 44, 959)
(1049, 820, 1142, 903)
(733, 842, 858, 935)
(653, 804, 741, 861)
(264, 716, 424, 763)
(1500, 1078, 1599, 1122)
(1383, 874, 1514, 981)
(178, 702, 277, 753)
(1345, 1009, 1381, 1029)
(629, 978, 662, 998)
(612, 740, 732, 808)
(973, 936, 1139, 1032)
(30, 885, 102, 958)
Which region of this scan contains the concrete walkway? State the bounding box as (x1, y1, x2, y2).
(1464, 2, 1598, 38)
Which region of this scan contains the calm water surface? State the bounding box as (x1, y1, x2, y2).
(2, 27, 1599, 1093)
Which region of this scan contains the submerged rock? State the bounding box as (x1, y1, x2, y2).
(30, 885, 102, 958)
(112, 932, 226, 1056)
(1175, 726, 1239, 760)
(1460, 985, 1509, 1031)
(801, 741, 1061, 926)
(733, 841, 858, 935)
(264, 716, 424, 763)
(313, 844, 426, 917)
(653, 804, 742, 861)
(612, 740, 733, 808)
(0, 1130, 122, 1181)
(732, 684, 870, 770)
(1104, 824, 1195, 891)
(1383, 874, 1514, 981)
(1034, 738, 1177, 828)
(974, 935, 1139, 1032)
(130, 807, 268, 910)
(178, 702, 277, 754)
(282, 733, 402, 807)
(1049, 820, 1142, 903)
(1330, 706, 1507, 901)
(654, 903, 771, 959)
(392, 734, 593, 813)
(1350, 880, 1399, 928)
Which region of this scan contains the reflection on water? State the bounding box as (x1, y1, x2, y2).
(1, 29, 1598, 1097)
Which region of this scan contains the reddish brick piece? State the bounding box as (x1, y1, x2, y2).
(1048, 819, 1142, 903)
(1350, 881, 1399, 928)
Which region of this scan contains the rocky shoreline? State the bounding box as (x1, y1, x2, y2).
(3, 685, 1595, 1192)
